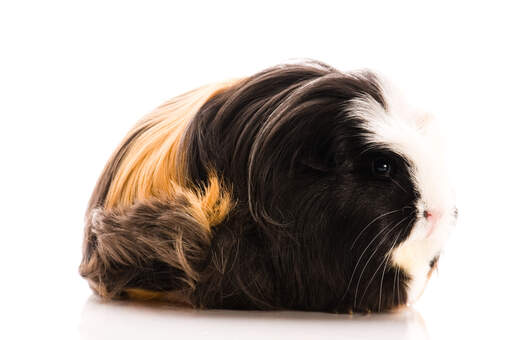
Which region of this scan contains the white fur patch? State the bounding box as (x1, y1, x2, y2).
(348, 76, 456, 304)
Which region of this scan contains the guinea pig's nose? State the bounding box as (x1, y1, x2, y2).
(423, 209, 442, 238)
(423, 210, 441, 224)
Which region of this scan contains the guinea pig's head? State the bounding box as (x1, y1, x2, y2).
(245, 66, 457, 312)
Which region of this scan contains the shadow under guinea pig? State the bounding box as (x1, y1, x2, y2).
(79, 295, 429, 340)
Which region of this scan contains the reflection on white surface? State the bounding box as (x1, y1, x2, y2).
(80, 296, 429, 340)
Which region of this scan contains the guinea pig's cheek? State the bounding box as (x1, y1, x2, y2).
(391, 240, 432, 304)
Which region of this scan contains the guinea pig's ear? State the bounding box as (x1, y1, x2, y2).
(300, 156, 334, 172)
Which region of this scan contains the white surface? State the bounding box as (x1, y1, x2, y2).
(80, 297, 429, 340)
(1, 1, 511, 339)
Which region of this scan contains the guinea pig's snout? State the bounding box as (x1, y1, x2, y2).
(421, 206, 458, 238)
(422, 209, 440, 238)
(422, 207, 458, 221)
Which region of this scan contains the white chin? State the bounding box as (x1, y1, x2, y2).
(391, 219, 453, 303)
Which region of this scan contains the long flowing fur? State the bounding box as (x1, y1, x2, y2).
(80, 81, 235, 301)
(80, 61, 454, 313)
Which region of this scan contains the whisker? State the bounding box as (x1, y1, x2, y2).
(352, 214, 410, 308)
(389, 217, 414, 308)
(359, 249, 390, 311)
(397, 267, 401, 306)
(343, 217, 399, 301)
(355, 214, 411, 309)
(392, 264, 398, 306)
(350, 209, 401, 250)
(377, 229, 403, 311)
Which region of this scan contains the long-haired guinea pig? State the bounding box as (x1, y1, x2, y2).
(80, 60, 457, 313)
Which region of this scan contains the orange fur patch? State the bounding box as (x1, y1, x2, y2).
(104, 79, 241, 211)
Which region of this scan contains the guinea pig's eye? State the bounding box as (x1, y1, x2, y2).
(372, 157, 393, 177)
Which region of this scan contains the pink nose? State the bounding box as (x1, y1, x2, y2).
(423, 210, 441, 238)
(423, 210, 441, 224)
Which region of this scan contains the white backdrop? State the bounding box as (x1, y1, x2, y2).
(1, 1, 510, 339)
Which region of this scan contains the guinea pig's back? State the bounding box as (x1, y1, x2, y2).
(88, 79, 241, 211)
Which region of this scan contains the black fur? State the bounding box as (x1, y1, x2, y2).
(182, 63, 419, 312)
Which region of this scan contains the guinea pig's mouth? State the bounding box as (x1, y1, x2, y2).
(428, 254, 440, 281)
(429, 254, 440, 269)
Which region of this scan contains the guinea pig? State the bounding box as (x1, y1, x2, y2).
(79, 60, 457, 313)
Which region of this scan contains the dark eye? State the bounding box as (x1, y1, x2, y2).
(372, 157, 392, 177)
